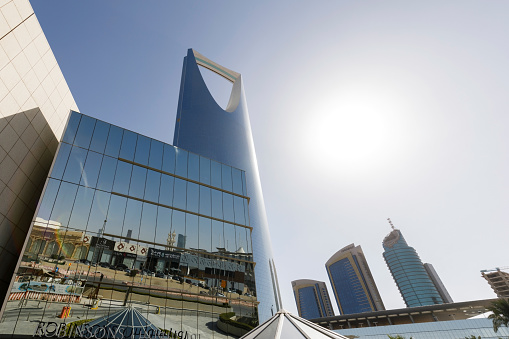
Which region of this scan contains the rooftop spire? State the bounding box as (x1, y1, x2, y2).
(387, 217, 395, 230)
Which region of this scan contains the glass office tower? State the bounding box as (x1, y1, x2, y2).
(383, 227, 444, 307)
(174, 49, 282, 321)
(0, 111, 259, 338)
(326, 244, 385, 315)
(292, 279, 334, 320)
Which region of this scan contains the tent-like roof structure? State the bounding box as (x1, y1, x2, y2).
(240, 309, 348, 339)
(84, 307, 161, 339)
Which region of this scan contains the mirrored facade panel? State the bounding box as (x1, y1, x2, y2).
(3, 112, 257, 338)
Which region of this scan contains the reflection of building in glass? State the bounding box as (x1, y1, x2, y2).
(174, 49, 282, 321)
(481, 268, 509, 298)
(176, 234, 186, 249)
(383, 223, 444, 307)
(326, 244, 385, 315)
(292, 279, 334, 319)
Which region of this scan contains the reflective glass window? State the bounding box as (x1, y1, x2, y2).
(129, 165, 147, 199)
(210, 160, 221, 188)
(62, 112, 81, 144)
(50, 143, 72, 180)
(144, 170, 161, 203)
(234, 196, 246, 225)
(112, 161, 133, 195)
(171, 210, 186, 248)
(156, 206, 172, 245)
(244, 198, 250, 225)
(105, 195, 127, 236)
(124, 199, 142, 239)
(175, 148, 188, 177)
(119, 130, 137, 161)
(63, 146, 88, 184)
(74, 115, 96, 149)
(50, 182, 78, 226)
(173, 178, 187, 210)
(68, 186, 95, 230)
(223, 193, 234, 223)
(159, 174, 174, 206)
(199, 186, 211, 216)
(186, 182, 199, 213)
(149, 139, 163, 170)
(139, 203, 157, 243)
(224, 223, 236, 252)
(186, 214, 198, 250)
(221, 164, 233, 192)
(36, 178, 60, 221)
(96, 156, 117, 192)
(134, 135, 150, 166)
(199, 157, 210, 185)
(88, 190, 110, 234)
(198, 217, 212, 252)
(162, 144, 176, 173)
(232, 168, 243, 195)
(241, 171, 247, 196)
(211, 189, 223, 220)
(211, 220, 224, 250)
(89, 120, 110, 154)
(188, 153, 199, 181)
(80, 151, 102, 188)
(104, 125, 123, 158)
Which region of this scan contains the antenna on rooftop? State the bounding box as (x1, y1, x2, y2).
(387, 218, 395, 230)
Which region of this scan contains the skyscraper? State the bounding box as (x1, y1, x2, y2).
(292, 279, 334, 319)
(383, 219, 444, 307)
(325, 243, 385, 315)
(0, 0, 78, 313)
(424, 263, 453, 303)
(173, 49, 282, 321)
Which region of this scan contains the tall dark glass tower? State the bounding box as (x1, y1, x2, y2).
(173, 49, 282, 321)
(383, 221, 444, 307)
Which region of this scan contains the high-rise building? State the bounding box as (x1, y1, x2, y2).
(173, 49, 282, 321)
(424, 263, 453, 303)
(0, 0, 78, 313)
(292, 279, 334, 319)
(0, 2, 280, 335)
(325, 243, 385, 315)
(383, 220, 444, 307)
(481, 268, 509, 298)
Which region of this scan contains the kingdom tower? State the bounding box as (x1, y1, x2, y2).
(174, 49, 282, 321)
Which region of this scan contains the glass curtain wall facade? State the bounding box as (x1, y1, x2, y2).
(0, 111, 259, 338)
(292, 279, 334, 320)
(173, 49, 282, 322)
(382, 229, 444, 307)
(326, 244, 385, 315)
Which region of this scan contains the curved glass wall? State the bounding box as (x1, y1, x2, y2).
(1, 112, 259, 338)
(382, 229, 443, 307)
(174, 49, 281, 322)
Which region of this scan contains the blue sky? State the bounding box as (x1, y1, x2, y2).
(31, 1, 509, 314)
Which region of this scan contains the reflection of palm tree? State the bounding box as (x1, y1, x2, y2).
(487, 298, 509, 332)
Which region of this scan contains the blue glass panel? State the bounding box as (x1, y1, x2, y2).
(185, 214, 198, 250)
(139, 203, 157, 243)
(112, 162, 133, 195)
(62, 112, 81, 144)
(124, 199, 142, 239)
(50, 182, 78, 226)
(211, 220, 224, 250)
(234, 196, 246, 225)
(36, 178, 60, 221)
(119, 130, 137, 161)
(96, 156, 118, 192)
(198, 217, 212, 252)
(224, 223, 236, 252)
(199, 186, 211, 216)
(68, 186, 95, 230)
(199, 157, 210, 185)
(63, 146, 87, 184)
(88, 190, 110, 234)
(104, 125, 123, 158)
(105, 195, 127, 237)
(173, 178, 187, 210)
(134, 135, 150, 166)
(221, 164, 232, 192)
(129, 166, 147, 199)
(188, 153, 199, 181)
(175, 148, 188, 177)
(148, 139, 163, 170)
(144, 170, 161, 203)
(231, 168, 243, 195)
(155, 207, 172, 246)
(74, 115, 96, 149)
(186, 182, 199, 213)
(80, 151, 102, 188)
(211, 189, 222, 220)
(241, 171, 246, 196)
(159, 174, 174, 206)
(162, 144, 176, 173)
(50, 143, 72, 180)
(222, 193, 234, 223)
(210, 160, 221, 188)
(89, 120, 110, 154)
(171, 210, 186, 248)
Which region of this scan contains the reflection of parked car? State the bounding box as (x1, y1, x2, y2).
(115, 263, 128, 270)
(98, 262, 111, 268)
(216, 293, 226, 297)
(199, 291, 208, 295)
(171, 276, 180, 281)
(155, 272, 165, 278)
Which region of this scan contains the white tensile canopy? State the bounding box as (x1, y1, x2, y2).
(240, 309, 348, 339)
